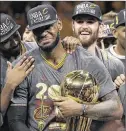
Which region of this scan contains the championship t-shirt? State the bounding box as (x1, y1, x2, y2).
(10, 46, 116, 131)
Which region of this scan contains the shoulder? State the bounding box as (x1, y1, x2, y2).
(76, 46, 108, 74)
(106, 50, 124, 68)
(23, 42, 38, 51)
(101, 48, 124, 67)
(12, 48, 40, 66)
(101, 49, 125, 79)
(76, 46, 92, 56)
(75, 46, 95, 62)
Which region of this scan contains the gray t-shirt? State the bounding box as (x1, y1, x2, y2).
(10, 46, 115, 131)
(107, 45, 125, 72)
(0, 55, 8, 90)
(95, 46, 125, 81)
(90, 46, 125, 131)
(0, 42, 37, 89)
(118, 84, 126, 115)
(0, 57, 6, 126)
(0, 42, 38, 128)
(24, 42, 38, 51)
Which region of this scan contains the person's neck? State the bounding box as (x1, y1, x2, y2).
(114, 40, 125, 56)
(87, 42, 97, 56)
(40, 40, 67, 65)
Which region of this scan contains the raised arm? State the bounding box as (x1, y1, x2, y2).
(1, 56, 34, 115)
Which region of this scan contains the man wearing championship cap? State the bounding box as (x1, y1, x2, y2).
(7, 4, 122, 131)
(61, 2, 125, 131)
(108, 9, 126, 130)
(103, 10, 126, 90)
(0, 13, 35, 129)
(63, 2, 124, 84)
(108, 9, 125, 67)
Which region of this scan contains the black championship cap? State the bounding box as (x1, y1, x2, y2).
(72, 2, 102, 21)
(0, 13, 20, 43)
(103, 20, 114, 38)
(27, 4, 58, 30)
(114, 9, 126, 28)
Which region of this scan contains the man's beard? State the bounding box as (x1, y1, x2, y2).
(75, 28, 99, 48)
(38, 32, 60, 52)
(1, 46, 20, 59)
(80, 33, 98, 48)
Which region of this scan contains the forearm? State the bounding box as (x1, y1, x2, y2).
(83, 99, 122, 121)
(1, 84, 15, 114)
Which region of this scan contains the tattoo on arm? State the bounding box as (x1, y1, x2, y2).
(84, 90, 122, 121)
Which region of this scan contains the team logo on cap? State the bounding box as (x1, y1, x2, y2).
(29, 8, 51, 25)
(43, 8, 48, 14)
(0, 18, 14, 36)
(104, 24, 112, 35)
(76, 3, 96, 15)
(89, 4, 97, 8)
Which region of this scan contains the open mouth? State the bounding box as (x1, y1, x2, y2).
(40, 38, 52, 43)
(80, 32, 90, 35)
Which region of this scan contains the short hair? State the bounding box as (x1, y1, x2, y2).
(102, 11, 117, 22)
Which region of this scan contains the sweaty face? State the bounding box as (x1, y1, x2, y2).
(73, 15, 100, 48)
(0, 31, 21, 56)
(116, 26, 125, 49)
(33, 22, 60, 51)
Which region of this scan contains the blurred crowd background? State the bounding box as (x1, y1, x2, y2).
(0, 1, 125, 39)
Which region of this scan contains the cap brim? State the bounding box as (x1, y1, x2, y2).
(0, 25, 21, 43)
(115, 21, 125, 28)
(103, 35, 115, 39)
(28, 20, 57, 30)
(72, 13, 102, 22)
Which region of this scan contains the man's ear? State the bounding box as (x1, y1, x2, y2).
(72, 20, 75, 32)
(57, 19, 63, 31)
(112, 28, 118, 38)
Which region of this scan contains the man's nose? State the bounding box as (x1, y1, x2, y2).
(10, 38, 18, 46)
(81, 21, 88, 28)
(41, 31, 48, 38)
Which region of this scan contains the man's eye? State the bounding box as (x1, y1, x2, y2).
(1, 39, 9, 44)
(76, 20, 84, 24)
(86, 20, 95, 24)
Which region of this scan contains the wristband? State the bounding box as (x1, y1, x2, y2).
(82, 104, 87, 115)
